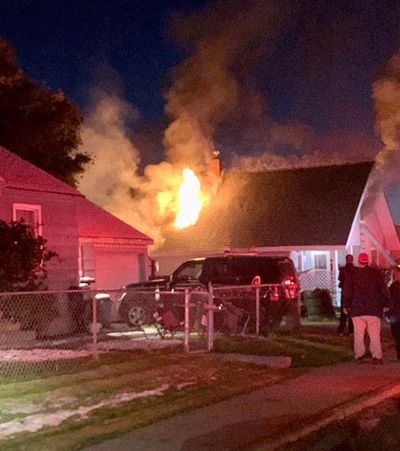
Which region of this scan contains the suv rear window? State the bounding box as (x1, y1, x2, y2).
(173, 260, 204, 282)
(231, 257, 283, 284)
(278, 261, 297, 280)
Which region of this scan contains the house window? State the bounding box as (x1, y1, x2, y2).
(12, 203, 42, 236)
(311, 251, 329, 270)
(80, 243, 96, 280)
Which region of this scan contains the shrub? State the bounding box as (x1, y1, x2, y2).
(0, 219, 57, 291)
(301, 288, 336, 319)
(0, 219, 58, 337)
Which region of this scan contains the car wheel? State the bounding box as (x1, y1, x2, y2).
(124, 304, 151, 328)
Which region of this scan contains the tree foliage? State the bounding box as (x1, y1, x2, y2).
(0, 219, 57, 292)
(0, 37, 91, 186)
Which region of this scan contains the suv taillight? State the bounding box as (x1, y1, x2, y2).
(270, 286, 280, 302)
(283, 277, 298, 299)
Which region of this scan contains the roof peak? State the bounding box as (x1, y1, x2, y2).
(228, 160, 374, 176)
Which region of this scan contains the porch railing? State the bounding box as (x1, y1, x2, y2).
(298, 269, 339, 306)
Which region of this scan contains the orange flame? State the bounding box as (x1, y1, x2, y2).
(174, 168, 203, 228)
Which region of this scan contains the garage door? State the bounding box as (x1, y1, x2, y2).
(94, 249, 141, 289)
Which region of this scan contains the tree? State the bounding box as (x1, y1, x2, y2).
(0, 37, 90, 186)
(0, 219, 57, 292)
(0, 220, 59, 336)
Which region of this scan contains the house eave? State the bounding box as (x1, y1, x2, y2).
(80, 236, 153, 246)
(345, 182, 368, 250)
(255, 245, 346, 252)
(5, 184, 84, 197)
(152, 244, 346, 257)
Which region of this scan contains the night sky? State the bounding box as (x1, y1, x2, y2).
(1, 0, 207, 119)
(2, 0, 399, 162)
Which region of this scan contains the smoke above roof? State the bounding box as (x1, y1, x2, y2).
(78, 0, 295, 245)
(163, 0, 292, 169)
(363, 48, 400, 212)
(77, 1, 393, 246)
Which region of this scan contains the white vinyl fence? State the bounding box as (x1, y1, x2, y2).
(298, 269, 339, 305)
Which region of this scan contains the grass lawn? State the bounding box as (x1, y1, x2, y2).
(0, 322, 378, 450)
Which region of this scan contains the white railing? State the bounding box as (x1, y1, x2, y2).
(298, 269, 339, 305)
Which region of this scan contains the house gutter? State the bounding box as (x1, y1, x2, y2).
(360, 222, 396, 266)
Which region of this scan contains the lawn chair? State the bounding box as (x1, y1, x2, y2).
(153, 301, 183, 339)
(223, 301, 251, 336)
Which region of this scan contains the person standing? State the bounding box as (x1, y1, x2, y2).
(343, 252, 389, 364)
(388, 263, 400, 361)
(337, 254, 354, 335)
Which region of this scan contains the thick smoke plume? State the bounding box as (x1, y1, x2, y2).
(78, 91, 185, 246)
(78, 0, 382, 248)
(364, 49, 400, 212)
(164, 0, 291, 171)
(78, 93, 140, 208)
(232, 124, 376, 171)
(78, 0, 294, 246)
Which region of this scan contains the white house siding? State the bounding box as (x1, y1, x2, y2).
(346, 193, 400, 267)
(1, 186, 80, 289)
(361, 193, 400, 266)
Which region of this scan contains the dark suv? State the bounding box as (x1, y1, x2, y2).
(118, 254, 301, 332)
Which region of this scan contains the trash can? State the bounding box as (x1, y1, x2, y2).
(95, 293, 112, 328)
(68, 286, 91, 333)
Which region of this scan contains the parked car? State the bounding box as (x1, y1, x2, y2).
(118, 254, 301, 332)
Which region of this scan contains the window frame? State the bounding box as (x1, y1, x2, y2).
(311, 251, 330, 270)
(12, 203, 43, 237)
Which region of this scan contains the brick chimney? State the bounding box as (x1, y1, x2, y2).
(208, 150, 222, 177)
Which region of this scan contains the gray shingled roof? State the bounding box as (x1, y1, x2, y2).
(156, 162, 373, 254)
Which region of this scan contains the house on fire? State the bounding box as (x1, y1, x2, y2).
(152, 161, 400, 304)
(0, 145, 153, 290)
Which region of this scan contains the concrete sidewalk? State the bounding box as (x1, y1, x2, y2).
(84, 351, 400, 451)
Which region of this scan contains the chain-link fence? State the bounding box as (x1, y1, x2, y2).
(212, 283, 301, 336)
(119, 288, 210, 351)
(0, 288, 211, 378)
(0, 283, 301, 378)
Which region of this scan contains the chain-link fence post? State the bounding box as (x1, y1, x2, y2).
(255, 285, 260, 336)
(207, 284, 214, 351)
(92, 293, 98, 360)
(184, 289, 190, 353)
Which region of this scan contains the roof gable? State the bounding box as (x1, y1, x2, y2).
(157, 162, 373, 253)
(0, 145, 81, 196)
(77, 198, 153, 242)
(0, 146, 152, 243)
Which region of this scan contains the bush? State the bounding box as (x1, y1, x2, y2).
(0, 219, 57, 291)
(301, 289, 336, 319)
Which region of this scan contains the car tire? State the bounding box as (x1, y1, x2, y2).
(122, 303, 153, 328)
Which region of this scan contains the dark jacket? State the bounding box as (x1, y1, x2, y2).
(389, 280, 400, 317)
(342, 266, 389, 318)
(338, 263, 354, 304)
